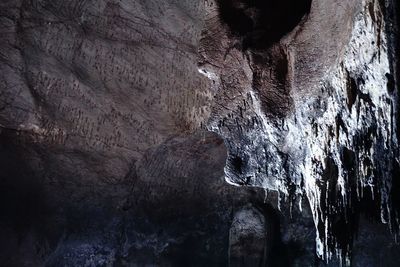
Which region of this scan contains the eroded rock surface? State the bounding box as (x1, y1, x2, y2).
(199, 0, 400, 263)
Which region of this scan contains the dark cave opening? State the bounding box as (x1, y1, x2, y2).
(216, 0, 312, 50)
(231, 155, 244, 174)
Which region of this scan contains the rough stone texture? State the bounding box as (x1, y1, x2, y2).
(1, 0, 400, 266)
(0, 0, 223, 265)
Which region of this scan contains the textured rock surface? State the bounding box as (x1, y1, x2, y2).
(0, 0, 399, 266)
(199, 0, 400, 264)
(229, 206, 269, 266)
(0, 0, 212, 206)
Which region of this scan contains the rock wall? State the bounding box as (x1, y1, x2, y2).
(0, 0, 399, 266)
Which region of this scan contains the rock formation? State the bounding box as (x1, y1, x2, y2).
(0, 0, 399, 266)
(199, 0, 400, 264)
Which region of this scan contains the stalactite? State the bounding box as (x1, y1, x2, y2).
(200, 0, 399, 263)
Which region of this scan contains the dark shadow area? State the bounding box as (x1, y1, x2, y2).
(216, 0, 312, 50)
(253, 201, 291, 267)
(0, 130, 48, 234)
(0, 130, 60, 266)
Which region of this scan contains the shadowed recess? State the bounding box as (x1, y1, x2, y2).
(216, 0, 312, 49)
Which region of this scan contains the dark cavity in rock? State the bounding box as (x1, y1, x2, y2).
(216, 0, 312, 50)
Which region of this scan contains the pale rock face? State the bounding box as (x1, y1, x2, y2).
(199, 0, 399, 262)
(229, 206, 268, 266)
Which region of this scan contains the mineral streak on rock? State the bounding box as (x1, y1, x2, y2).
(199, 0, 399, 263)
